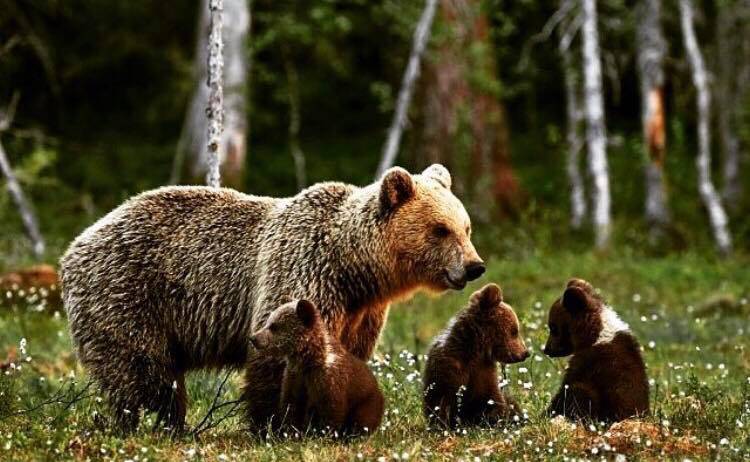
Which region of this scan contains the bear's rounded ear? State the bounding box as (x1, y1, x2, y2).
(566, 278, 594, 293)
(562, 286, 590, 315)
(472, 283, 503, 310)
(380, 167, 415, 213)
(295, 299, 319, 327)
(422, 164, 452, 190)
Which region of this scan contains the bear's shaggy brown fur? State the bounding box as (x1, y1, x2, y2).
(59, 164, 483, 432)
(543, 279, 650, 422)
(423, 283, 529, 428)
(249, 299, 384, 436)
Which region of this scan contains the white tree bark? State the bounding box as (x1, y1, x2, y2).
(173, 0, 249, 188)
(375, 0, 438, 179)
(679, 0, 732, 254)
(0, 96, 45, 258)
(581, 0, 611, 249)
(205, 0, 225, 188)
(636, 0, 669, 228)
(558, 1, 587, 229)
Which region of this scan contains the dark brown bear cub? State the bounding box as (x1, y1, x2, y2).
(250, 299, 384, 436)
(423, 283, 529, 428)
(544, 279, 649, 422)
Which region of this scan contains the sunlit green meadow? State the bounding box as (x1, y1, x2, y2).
(1, 246, 748, 461)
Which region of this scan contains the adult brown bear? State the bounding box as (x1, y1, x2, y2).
(60, 164, 484, 432)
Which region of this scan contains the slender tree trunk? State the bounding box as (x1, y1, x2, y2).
(420, 0, 521, 215)
(558, 0, 586, 229)
(715, 2, 749, 209)
(0, 95, 44, 258)
(205, 0, 224, 188)
(636, 0, 669, 230)
(581, 0, 611, 249)
(375, 0, 438, 179)
(679, 0, 732, 254)
(468, 6, 520, 216)
(283, 48, 306, 191)
(173, 0, 249, 188)
(0, 142, 44, 258)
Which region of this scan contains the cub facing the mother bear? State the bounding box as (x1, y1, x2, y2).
(60, 164, 483, 432)
(424, 283, 529, 428)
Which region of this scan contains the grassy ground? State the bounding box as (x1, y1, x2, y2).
(0, 244, 748, 461)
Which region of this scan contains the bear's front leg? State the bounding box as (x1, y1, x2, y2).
(479, 389, 521, 426)
(242, 353, 286, 434)
(342, 303, 390, 360)
(548, 382, 600, 421)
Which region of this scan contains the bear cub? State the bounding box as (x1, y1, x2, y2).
(543, 278, 649, 422)
(250, 299, 384, 436)
(423, 283, 529, 428)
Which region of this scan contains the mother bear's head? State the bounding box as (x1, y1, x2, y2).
(378, 164, 485, 292)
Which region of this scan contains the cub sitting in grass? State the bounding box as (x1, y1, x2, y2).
(250, 299, 384, 436)
(543, 278, 649, 422)
(423, 283, 529, 428)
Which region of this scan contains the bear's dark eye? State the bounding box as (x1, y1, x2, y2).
(433, 224, 450, 238)
(269, 323, 279, 332)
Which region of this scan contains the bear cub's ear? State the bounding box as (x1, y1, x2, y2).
(472, 283, 503, 310)
(566, 278, 594, 293)
(295, 299, 319, 327)
(422, 164, 452, 190)
(562, 286, 591, 315)
(380, 167, 416, 213)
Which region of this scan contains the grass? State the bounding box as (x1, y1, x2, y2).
(0, 241, 748, 461)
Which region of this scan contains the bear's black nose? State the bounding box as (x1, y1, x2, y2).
(465, 262, 486, 281)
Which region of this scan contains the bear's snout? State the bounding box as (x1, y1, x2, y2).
(464, 261, 486, 281)
(543, 344, 565, 358)
(506, 349, 530, 364)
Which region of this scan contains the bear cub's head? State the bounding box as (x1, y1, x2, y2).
(250, 299, 322, 356)
(543, 278, 629, 357)
(469, 283, 529, 363)
(379, 164, 485, 291)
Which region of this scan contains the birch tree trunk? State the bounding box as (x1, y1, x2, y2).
(173, 0, 249, 188)
(375, 0, 438, 179)
(0, 96, 45, 258)
(581, 0, 611, 249)
(558, 0, 587, 229)
(205, 0, 224, 188)
(679, 0, 732, 254)
(636, 0, 669, 229)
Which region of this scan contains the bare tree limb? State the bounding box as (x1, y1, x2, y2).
(0, 93, 45, 258)
(0, 36, 21, 59)
(375, 0, 439, 179)
(191, 371, 242, 437)
(1, 380, 94, 422)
